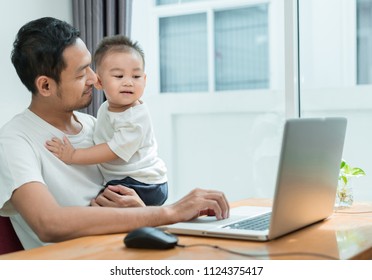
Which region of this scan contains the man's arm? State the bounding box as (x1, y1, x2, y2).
(11, 182, 229, 243)
(45, 136, 118, 165)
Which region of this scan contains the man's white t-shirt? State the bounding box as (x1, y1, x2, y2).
(0, 109, 104, 249)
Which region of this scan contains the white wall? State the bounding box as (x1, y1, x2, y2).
(0, 0, 72, 128)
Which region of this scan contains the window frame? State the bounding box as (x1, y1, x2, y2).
(151, 0, 274, 95)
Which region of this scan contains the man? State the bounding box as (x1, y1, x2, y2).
(0, 17, 229, 250)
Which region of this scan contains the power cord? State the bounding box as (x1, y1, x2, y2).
(334, 210, 372, 214)
(176, 243, 338, 260)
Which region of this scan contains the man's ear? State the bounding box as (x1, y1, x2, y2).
(35, 76, 55, 97)
(94, 75, 103, 90)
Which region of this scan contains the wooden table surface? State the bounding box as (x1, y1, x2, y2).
(1, 198, 372, 260)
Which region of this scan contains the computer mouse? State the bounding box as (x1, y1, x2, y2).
(124, 227, 178, 249)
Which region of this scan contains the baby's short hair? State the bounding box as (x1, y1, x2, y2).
(94, 35, 145, 69)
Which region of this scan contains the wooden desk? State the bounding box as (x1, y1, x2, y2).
(1, 198, 372, 260)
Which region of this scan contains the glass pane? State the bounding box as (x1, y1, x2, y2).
(159, 13, 208, 93)
(299, 0, 372, 202)
(215, 5, 269, 91)
(156, 0, 207, 5)
(357, 0, 372, 84)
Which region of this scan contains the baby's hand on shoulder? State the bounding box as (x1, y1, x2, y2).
(45, 136, 75, 164)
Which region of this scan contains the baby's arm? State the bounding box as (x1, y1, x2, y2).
(45, 136, 118, 165)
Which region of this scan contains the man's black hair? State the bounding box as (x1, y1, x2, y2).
(11, 17, 80, 94)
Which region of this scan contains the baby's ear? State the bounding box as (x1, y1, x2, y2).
(94, 76, 103, 90)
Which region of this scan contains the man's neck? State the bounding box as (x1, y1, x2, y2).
(29, 103, 82, 135)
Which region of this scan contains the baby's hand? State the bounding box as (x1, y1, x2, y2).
(45, 136, 75, 164)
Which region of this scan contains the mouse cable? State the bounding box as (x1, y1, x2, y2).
(334, 210, 372, 214)
(176, 244, 338, 260)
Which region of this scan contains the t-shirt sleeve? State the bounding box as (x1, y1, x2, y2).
(108, 120, 143, 162)
(0, 135, 44, 215)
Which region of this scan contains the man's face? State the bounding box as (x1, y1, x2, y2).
(55, 38, 97, 112)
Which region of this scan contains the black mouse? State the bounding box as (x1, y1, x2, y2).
(124, 227, 178, 249)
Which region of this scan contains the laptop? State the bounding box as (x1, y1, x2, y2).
(163, 117, 347, 241)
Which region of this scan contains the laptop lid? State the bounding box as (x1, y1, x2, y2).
(163, 117, 347, 241)
(268, 117, 347, 239)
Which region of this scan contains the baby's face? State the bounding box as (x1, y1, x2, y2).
(96, 50, 146, 112)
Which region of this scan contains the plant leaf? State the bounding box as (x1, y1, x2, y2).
(339, 175, 348, 185)
(351, 168, 366, 176)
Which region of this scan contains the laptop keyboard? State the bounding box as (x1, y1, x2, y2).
(223, 212, 271, 231)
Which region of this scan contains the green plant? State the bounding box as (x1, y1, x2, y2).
(339, 159, 366, 185)
(336, 159, 366, 207)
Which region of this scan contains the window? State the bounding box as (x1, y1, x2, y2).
(132, 0, 285, 203)
(158, 3, 269, 93)
(156, 0, 213, 6)
(159, 13, 208, 93)
(300, 0, 372, 202)
(132, 0, 372, 204)
(214, 6, 269, 90)
(357, 0, 372, 84)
